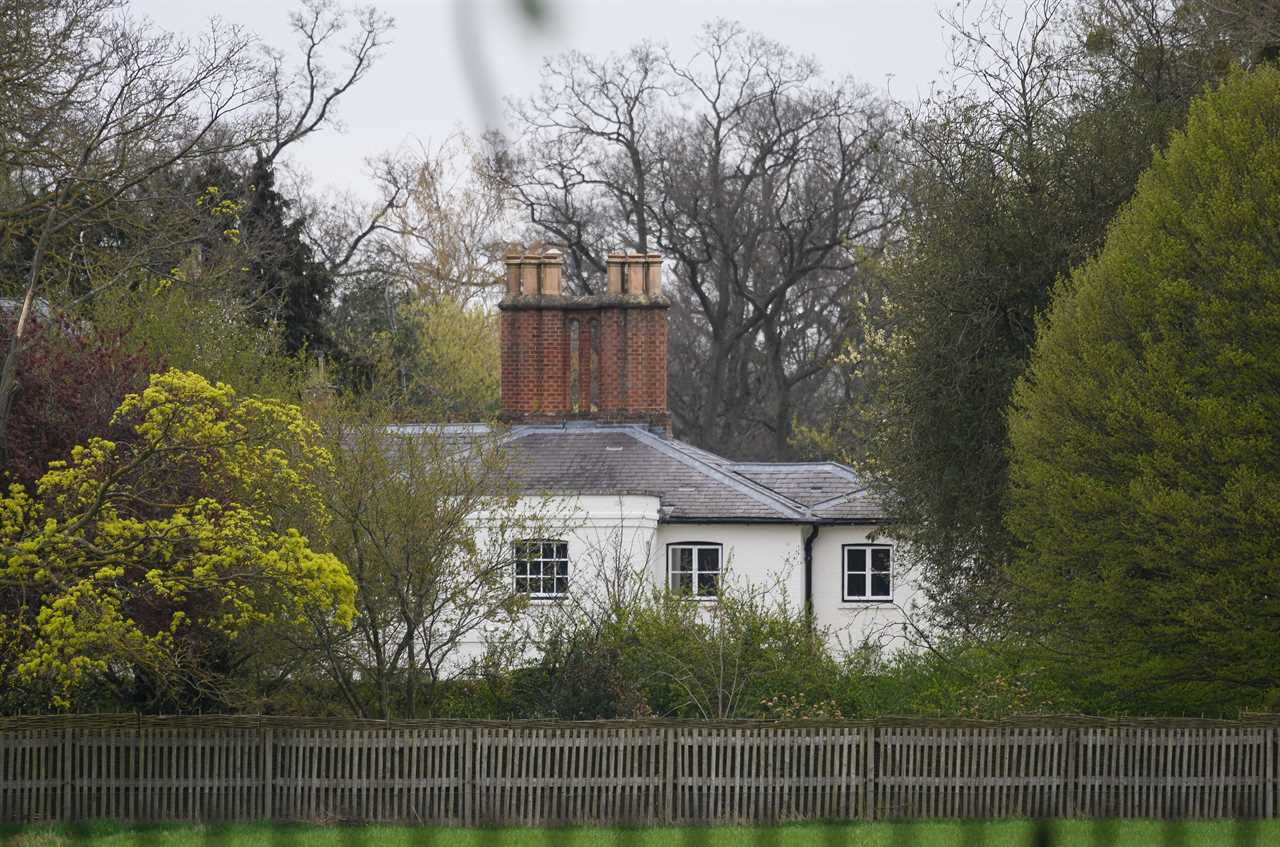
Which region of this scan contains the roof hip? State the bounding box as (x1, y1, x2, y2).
(621, 426, 815, 521)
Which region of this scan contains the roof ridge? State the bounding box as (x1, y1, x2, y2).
(732, 460, 852, 471)
(728, 465, 866, 509)
(624, 428, 813, 521)
(810, 487, 872, 509)
(664, 438, 731, 465)
(817, 461, 862, 482)
(726, 460, 864, 490)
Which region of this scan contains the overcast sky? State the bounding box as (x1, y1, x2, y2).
(133, 0, 955, 198)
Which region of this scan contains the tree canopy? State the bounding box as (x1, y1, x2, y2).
(495, 20, 897, 459)
(1006, 65, 1280, 714)
(0, 369, 355, 710)
(843, 0, 1268, 629)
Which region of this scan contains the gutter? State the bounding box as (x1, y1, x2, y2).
(803, 523, 820, 631)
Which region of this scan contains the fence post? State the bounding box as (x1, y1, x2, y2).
(463, 727, 474, 826)
(1267, 726, 1275, 819)
(863, 725, 876, 821)
(262, 727, 273, 821)
(60, 727, 72, 823)
(663, 726, 674, 825)
(1063, 726, 1077, 818)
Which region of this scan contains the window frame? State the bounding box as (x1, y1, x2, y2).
(841, 543, 894, 604)
(512, 539, 570, 600)
(666, 541, 723, 601)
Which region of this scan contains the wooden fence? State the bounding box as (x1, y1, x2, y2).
(1, 715, 1277, 825)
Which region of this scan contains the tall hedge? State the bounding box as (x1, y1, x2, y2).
(1006, 66, 1280, 714)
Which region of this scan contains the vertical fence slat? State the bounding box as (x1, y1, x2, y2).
(3, 717, 1280, 826)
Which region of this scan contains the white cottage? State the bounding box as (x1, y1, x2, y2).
(462, 247, 920, 652)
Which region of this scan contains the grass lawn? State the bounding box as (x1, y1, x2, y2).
(1, 820, 1277, 847)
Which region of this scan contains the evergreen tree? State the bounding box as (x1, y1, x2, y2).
(852, 0, 1263, 628)
(1006, 66, 1280, 714)
(240, 156, 337, 358)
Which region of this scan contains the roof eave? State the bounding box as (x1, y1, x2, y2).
(661, 515, 888, 525)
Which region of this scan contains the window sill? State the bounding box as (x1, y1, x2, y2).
(839, 598, 894, 607)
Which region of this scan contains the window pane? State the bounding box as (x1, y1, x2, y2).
(871, 573, 890, 597)
(846, 548, 866, 573)
(671, 570, 693, 593)
(697, 570, 719, 595)
(871, 548, 891, 573)
(847, 573, 866, 598)
(672, 547, 693, 572)
(514, 539, 570, 595)
(697, 547, 720, 573)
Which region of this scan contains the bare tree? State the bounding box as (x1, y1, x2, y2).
(0, 0, 395, 465)
(307, 411, 557, 719)
(326, 135, 512, 307)
(492, 20, 898, 458)
(0, 0, 265, 465)
(265, 0, 407, 284)
(1077, 1, 1280, 93)
(319, 135, 514, 410)
(260, 0, 391, 166)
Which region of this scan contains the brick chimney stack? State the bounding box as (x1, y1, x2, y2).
(499, 247, 669, 431)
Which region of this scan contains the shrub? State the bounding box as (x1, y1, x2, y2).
(1007, 66, 1280, 714)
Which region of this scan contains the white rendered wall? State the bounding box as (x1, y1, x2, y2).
(651, 522, 806, 610)
(455, 499, 918, 669)
(651, 522, 919, 654)
(809, 524, 923, 654)
(456, 494, 662, 666)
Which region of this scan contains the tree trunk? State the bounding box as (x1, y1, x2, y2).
(0, 203, 59, 471)
(697, 342, 730, 450)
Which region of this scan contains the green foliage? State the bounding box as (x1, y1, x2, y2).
(93, 279, 304, 400)
(237, 156, 339, 358)
(1006, 66, 1280, 714)
(360, 297, 500, 421)
(850, 0, 1253, 629)
(509, 582, 845, 720)
(847, 640, 1076, 718)
(302, 397, 527, 719)
(618, 590, 841, 720)
(0, 370, 355, 710)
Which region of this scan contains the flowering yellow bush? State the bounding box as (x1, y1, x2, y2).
(0, 369, 355, 708)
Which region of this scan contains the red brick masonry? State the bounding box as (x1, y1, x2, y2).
(499, 250, 670, 430)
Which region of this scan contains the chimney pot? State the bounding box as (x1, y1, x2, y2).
(606, 251, 626, 294)
(625, 251, 645, 295)
(519, 252, 540, 296)
(503, 250, 522, 295)
(645, 253, 662, 296)
(501, 246, 668, 429)
(540, 248, 563, 296)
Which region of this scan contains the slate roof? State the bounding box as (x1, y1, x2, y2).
(731, 463, 862, 507)
(392, 422, 884, 524)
